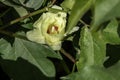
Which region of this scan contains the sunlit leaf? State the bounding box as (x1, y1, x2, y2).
(77, 26, 94, 70)
(77, 26, 106, 69)
(92, 32, 106, 66)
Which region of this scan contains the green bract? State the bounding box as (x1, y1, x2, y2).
(26, 10, 66, 50)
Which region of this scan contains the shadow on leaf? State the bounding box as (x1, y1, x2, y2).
(104, 44, 120, 68)
(0, 57, 54, 80)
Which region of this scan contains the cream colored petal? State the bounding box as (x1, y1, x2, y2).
(52, 5, 62, 10)
(26, 30, 45, 44)
(33, 13, 47, 29)
(50, 41, 62, 50)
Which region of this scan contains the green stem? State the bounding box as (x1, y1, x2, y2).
(79, 19, 89, 26)
(72, 63, 76, 73)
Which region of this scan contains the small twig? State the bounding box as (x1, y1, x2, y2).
(72, 63, 76, 72)
(60, 48, 76, 63)
(0, 8, 11, 18)
(48, 0, 56, 7)
(79, 19, 89, 26)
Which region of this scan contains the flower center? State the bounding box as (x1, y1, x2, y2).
(47, 25, 59, 34)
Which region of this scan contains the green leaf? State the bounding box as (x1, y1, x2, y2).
(66, 0, 93, 34)
(0, 39, 14, 59)
(77, 27, 106, 70)
(19, 0, 44, 10)
(0, 38, 62, 77)
(21, 23, 33, 29)
(91, 0, 120, 31)
(92, 32, 106, 66)
(62, 62, 120, 80)
(77, 26, 94, 70)
(14, 6, 28, 17)
(77, 26, 106, 69)
(102, 19, 120, 44)
(0, 58, 55, 80)
(62, 66, 115, 80)
(91, 19, 120, 66)
(107, 61, 120, 80)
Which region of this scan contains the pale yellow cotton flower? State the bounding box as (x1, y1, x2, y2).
(27, 9, 66, 50)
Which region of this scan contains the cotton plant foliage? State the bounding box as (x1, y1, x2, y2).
(1, 0, 120, 80)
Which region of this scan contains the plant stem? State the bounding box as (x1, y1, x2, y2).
(48, 0, 56, 7)
(79, 19, 89, 26)
(0, 8, 11, 18)
(72, 63, 76, 73)
(0, 7, 48, 30)
(60, 48, 76, 63)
